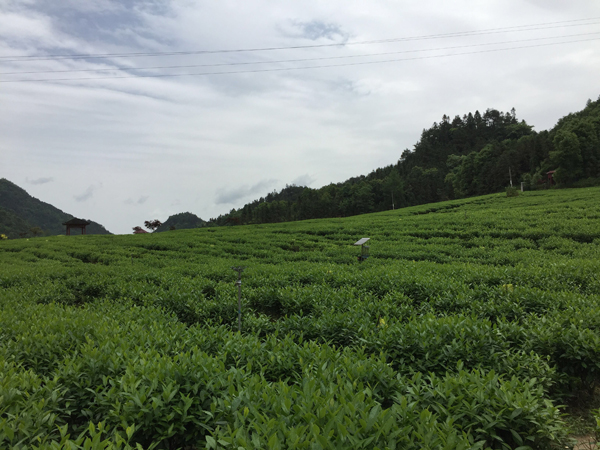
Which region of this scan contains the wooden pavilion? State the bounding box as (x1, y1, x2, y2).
(63, 218, 91, 236)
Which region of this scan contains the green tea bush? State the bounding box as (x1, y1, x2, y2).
(396, 369, 566, 449)
(2, 186, 600, 448)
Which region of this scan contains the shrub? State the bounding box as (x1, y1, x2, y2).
(506, 186, 520, 197)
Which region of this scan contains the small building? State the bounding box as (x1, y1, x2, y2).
(133, 228, 149, 234)
(547, 170, 556, 185)
(63, 218, 91, 236)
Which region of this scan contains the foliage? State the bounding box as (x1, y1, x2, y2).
(144, 220, 162, 233)
(506, 187, 519, 197)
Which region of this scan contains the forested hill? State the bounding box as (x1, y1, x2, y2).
(208, 97, 600, 226)
(0, 179, 111, 238)
(155, 212, 206, 232)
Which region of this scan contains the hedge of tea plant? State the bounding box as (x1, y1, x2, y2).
(1, 187, 600, 449)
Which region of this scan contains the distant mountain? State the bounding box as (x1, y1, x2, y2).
(0, 178, 111, 239)
(155, 212, 206, 232)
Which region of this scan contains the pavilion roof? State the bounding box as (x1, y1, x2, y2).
(62, 218, 91, 226)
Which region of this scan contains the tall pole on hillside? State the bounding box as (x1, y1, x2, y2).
(232, 266, 245, 333)
(509, 167, 513, 187)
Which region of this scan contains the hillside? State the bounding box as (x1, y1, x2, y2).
(0, 206, 32, 238)
(1, 187, 600, 448)
(207, 96, 600, 226)
(0, 178, 111, 238)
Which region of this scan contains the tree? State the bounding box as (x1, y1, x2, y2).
(551, 130, 583, 183)
(406, 166, 441, 205)
(354, 182, 375, 215)
(382, 170, 404, 210)
(144, 220, 162, 232)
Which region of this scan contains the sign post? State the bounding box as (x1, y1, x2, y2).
(354, 238, 371, 263)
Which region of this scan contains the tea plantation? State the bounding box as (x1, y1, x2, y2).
(2, 188, 600, 449)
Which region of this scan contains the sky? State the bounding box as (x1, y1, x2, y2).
(1, 0, 600, 234)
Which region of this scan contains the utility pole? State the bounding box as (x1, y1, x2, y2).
(509, 167, 513, 187)
(231, 266, 245, 333)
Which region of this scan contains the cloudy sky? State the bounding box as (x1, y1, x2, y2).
(2, 0, 599, 234)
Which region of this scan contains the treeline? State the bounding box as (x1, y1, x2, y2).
(208, 97, 600, 226)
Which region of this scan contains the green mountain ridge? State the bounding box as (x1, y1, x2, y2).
(0, 178, 111, 239)
(154, 212, 206, 233)
(204, 96, 600, 227)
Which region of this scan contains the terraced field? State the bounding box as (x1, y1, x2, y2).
(1, 187, 600, 449)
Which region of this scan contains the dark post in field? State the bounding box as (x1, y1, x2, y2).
(232, 266, 245, 332)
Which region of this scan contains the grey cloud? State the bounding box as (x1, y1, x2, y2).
(215, 179, 278, 205)
(291, 174, 315, 186)
(74, 185, 95, 202)
(289, 20, 349, 42)
(27, 177, 54, 185)
(124, 195, 149, 205)
(8, 0, 174, 53)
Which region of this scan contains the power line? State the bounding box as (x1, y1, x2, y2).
(3, 31, 599, 76)
(2, 37, 598, 84)
(1, 17, 599, 63)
